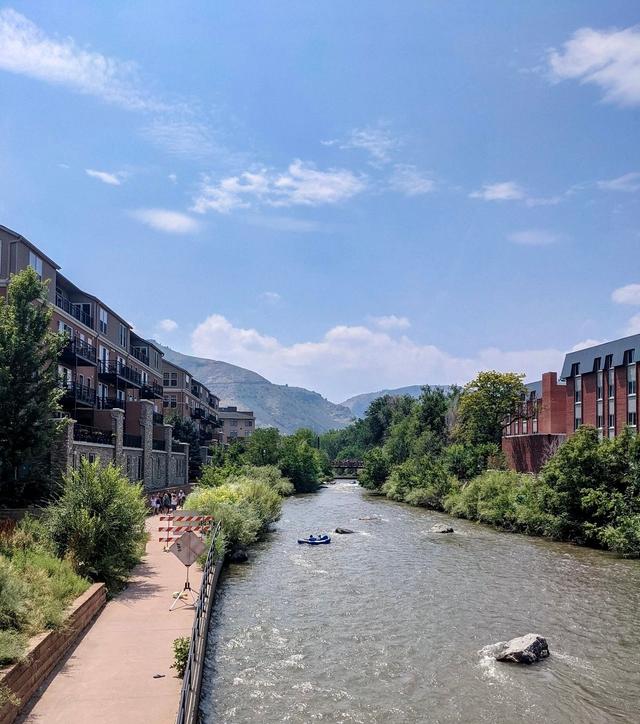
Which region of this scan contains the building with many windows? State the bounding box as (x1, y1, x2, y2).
(218, 406, 255, 443)
(0, 224, 187, 488)
(560, 335, 639, 439)
(161, 359, 221, 450)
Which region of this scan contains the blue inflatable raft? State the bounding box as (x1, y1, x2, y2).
(298, 534, 331, 545)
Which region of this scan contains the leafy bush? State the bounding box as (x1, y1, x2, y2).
(186, 465, 289, 553)
(171, 636, 190, 678)
(45, 459, 148, 592)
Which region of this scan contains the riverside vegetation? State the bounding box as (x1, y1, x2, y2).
(320, 373, 640, 558)
(186, 428, 330, 556)
(0, 460, 148, 675)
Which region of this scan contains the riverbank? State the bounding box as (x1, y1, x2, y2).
(200, 482, 640, 723)
(18, 517, 195, 724)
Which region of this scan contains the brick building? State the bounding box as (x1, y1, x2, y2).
(560, 335, 639, 439)
(502, 372, 567, 473)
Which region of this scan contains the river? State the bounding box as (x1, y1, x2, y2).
(199, 481, 640, 723)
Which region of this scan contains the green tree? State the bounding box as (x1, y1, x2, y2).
(359, 448, 390, 491)
(166, 413, 202, 479)
(279, 436, 322, 493)
(243, 427, 282, 466)
(0, 267, 65, 503)
(455, 370, 527, 446)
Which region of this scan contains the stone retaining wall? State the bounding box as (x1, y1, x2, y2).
(0, 583, 107, 724)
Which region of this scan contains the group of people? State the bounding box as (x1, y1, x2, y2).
(149, 490, 186, 514)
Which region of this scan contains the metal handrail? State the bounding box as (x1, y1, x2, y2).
(175, 523, 223, 724)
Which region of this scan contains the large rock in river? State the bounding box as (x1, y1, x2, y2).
(429, 524, 454, 533)
(494, 634, 549, 664)
(335, 527, 354, 534)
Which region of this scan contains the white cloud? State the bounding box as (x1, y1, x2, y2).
(190, 314, 566, 401)
(389, 165, 435, 196)
(339, 124, 399, 164)
(191, 160, 365, 215)
(612, 283, 640, 305)
(130, 208, 200, 234)
(548, 25, 640, 106)
(85, 168, 123, 186)
(157, 319, 178, 333)
(508, 229, 561, 246)
(0, 8, 162, 111)
(370, 315, 411, 330)
(470, 181, 526, 201)
(570, 339, 605, 352)
(168, 173, 177, 184)
(625, 314, 640, 335)
(260, 291, 281, 304)
(598, 171, 640, 192)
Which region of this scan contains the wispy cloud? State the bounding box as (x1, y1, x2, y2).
(625, 314, 640, 335)
(191, 160, 366, 215)
(571, 338, 605, 352)
(85, 168, 124, 186)
(389, 165, 435, 196)
(612, 283, 640, 305)
(143, 118, 218, 160)
(260, 291, 281, 305)
(0, 8, 163, 111)
(246, 216, 328, 233)
(130, 208, 200, 234)
(338, 124, 400, 164)
(508, 229, 562, 246)
(470, 181, 525, 201)
(547, 25, 640, 107)
(369, 315, 411, 330)
(598, 171, 640, 192)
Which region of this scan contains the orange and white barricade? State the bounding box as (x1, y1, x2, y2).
(158, 514, 214, 548)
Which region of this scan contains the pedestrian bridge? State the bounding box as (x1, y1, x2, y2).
(331, 459, 364, 478)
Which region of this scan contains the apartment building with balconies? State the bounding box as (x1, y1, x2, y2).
(0, 225, 182, 487)
(218, 406, 255, 443)
(161, 359, 220, 448)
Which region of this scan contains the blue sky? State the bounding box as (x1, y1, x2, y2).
(1, 1, 639, 401)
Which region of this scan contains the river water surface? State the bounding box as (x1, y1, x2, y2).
(200, 482, 640, 723)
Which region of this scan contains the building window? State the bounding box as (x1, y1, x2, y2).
(118, 323, 127, 348)
(593, 357, 601, 372)
(230, 419, 238, 427)
(163, 372, 178, 387)
(574, 413, 582, 431)
(522, 419, 528, 434)
(28, 251, 43, 278)
(245, 420, 252, 427)
(514, 420, 519, 435)
(624, 349, 635, 365)
(532, 417, 538, 434)
(608, 368, 615, 398)
(596, 371, 603, 400)
(627, 364, 636, 396)
(574, 375, 582, 403)
(597, 400, 604, 429)
(605, 354, 613, 369)
(628, 395, 637, 427)
(571, 362, 580, 377)
(99, 307, 108, 334)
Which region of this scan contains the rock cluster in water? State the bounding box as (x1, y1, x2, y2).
(335, 527, 354, 534)
(429, 524, 454, 533)
(493, 633, 549, 664)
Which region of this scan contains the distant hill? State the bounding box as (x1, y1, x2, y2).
(156, 344, 354, 435)
(341, 385, 449, 418)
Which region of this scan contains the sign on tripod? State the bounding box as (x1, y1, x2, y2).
(168, 531, 206, 610)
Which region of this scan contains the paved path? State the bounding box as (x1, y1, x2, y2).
(20, 517, 196, 724)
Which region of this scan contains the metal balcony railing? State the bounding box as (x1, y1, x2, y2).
(61, 380, 97, 406)
(130, 347, 150, 366)
(55, 291, 94, 328)
(60, 337, 97, 365)
(123, 433, 142, 448)
(98, 360, 142, 387)
(73, 424, 113, 445)
(96, 396, 125, 410)
(152, 439, 166, 451)
(141, 381, 164, 400)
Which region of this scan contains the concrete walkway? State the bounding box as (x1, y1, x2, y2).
(20, 517, 196, 724)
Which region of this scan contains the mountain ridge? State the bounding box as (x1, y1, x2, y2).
(156, 343, 354, 434)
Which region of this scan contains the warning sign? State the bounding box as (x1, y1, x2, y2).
(168, 530, 206, 567)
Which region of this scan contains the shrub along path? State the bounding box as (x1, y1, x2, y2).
(19, 516, 195, 724)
